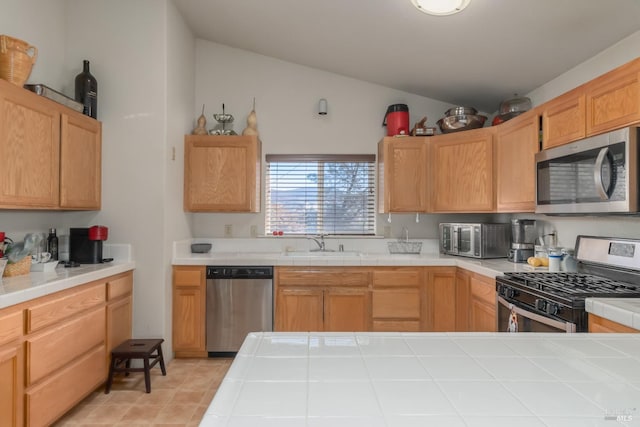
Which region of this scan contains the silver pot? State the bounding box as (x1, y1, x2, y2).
(437, 114, 487, 133)
(499, 96, 531, 116)
(445, 106, 478, 117)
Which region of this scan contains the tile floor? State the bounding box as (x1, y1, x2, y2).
(53, 357, 233, 427)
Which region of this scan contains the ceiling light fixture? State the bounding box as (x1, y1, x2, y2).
(410, 0, 471, 16)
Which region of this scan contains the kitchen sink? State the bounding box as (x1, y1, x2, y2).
(283, 251, 362, 257)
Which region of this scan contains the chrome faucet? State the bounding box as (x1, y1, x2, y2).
(307, 234, 332, 252)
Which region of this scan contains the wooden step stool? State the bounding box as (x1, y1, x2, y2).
(105, 338, 166, 393)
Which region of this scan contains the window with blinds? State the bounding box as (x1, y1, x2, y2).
(265, 154, 376, 235)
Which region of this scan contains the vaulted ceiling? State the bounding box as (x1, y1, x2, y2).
(173, 0, 640, 112)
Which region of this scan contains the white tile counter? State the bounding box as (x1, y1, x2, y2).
(0, 261, 136, 308)
(201, 332, 640, 427)
(587, 298, 640, 330)
(173, 239, 542, 278)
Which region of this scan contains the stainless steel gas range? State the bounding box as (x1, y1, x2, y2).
(496, 235, 640, 333)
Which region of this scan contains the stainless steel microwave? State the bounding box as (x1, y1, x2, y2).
(439, 223, 511, 259)
(535, 127, 639, 214)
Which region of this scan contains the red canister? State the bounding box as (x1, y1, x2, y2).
(88, 225, 108, 241)
(383, 104, 410, 136)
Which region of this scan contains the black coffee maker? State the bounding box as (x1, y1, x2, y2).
(69, 226, 109, 264)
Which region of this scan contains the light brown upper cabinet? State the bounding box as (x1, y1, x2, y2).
(184, 135, 261, 212)
(0, 79, 101, 210)
(377, 137, 429, 213)
(585, 57, 640, 136)
(541, 87, 586, 149)
(541, 57, 640, 149)
(495, 110, 540, 212)
(60, 111, 102, 209)
(430, 127, 495, 212)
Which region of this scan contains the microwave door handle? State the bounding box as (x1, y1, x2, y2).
(594, 147, 612, 200)
(452, 227, 459, 253)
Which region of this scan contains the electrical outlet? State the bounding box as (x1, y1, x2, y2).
(383, 226, 391, 238)
(224, 224, 233, 238)
(250, 225, 257, 237)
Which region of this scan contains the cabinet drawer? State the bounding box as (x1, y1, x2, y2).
(277, 268, 369, 287)
(173, 266, 204, 287)
(372, 289, 420, 319)
(0, 310, 23, 346)
(26, 283, 105, 333)
(107, 273, 133, 300)
(26, 307, 105, 385)
(372, 320, 420, 332)
(470, 275, 495, 306)
(26, 344, 106, 427)
(372, 269, 421, 287)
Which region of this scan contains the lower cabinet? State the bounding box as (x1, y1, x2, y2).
(275, 266, 471, 333)
(371, 267, 424, 332)
(275, 267, 370, 332)
(0, 270, 134, 427)
(455, 268, 472, 331)
(469, 273, 497, 332)
(589, 314, 640, 333)
(425, 267, 457, 332)
(0, 308, 24, 427)
(172, 266, 207, 357)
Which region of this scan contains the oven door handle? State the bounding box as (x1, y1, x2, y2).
(497, 296, 576, 333)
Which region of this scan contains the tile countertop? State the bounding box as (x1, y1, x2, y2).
(0, 244, 135, 309)
(201, 331, 640, 427)
(0, 261, 136, 309)
(586, 298, 640, 330)
(173, 245, 541, 279)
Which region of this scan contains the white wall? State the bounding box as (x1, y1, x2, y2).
(64, 0, 176, 343)
(191, 40, 486, 239)
(191, 32, 640, 246)
(0, 0, 68, 90)
(164, 0, 196, 354)
(522, 30, 640, 248)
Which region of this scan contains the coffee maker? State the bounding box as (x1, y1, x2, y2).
(508, 219, 536, 263)
(69, 226, 109, 264)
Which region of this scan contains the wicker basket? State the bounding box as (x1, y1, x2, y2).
(0, 35, 37, 86)
(3, 256, 32, 277)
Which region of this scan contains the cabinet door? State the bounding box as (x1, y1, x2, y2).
(378, 137, 429, 213)
(275, 287, 324, 331)
(59, 112, 102, 209)
(184, 135, 261, 212)
(455, 269, 471, 332)
(173, 266, 206, 356)
(541, 88, 586, 149)
(431, 128, 495, 212)
(0, 343, 23, 427)
(425, 268, 457, 332)
(371, 268, 422, 331)
(0, 80, 60, 208)
(469, 274, 496, 332)
(496, 111, 539, 212)
(586, 58, 640, 136)
(107, 296, 132, 353)
(324, 287, 370, 332)
(589, 314, 639, 333)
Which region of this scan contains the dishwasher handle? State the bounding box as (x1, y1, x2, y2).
(206, 266, 273, 279)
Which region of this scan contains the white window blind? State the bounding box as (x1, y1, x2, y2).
(265, 154, 376, 235)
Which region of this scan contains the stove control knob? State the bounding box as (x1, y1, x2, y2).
(534, 299, 546, 311)
(546, 303, 559, 316)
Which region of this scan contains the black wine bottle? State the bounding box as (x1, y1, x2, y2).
(75, 60, 97, 119)
(47, 228, 58, 261)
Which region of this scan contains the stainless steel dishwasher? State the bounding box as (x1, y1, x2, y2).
(206, 266, 273, 354)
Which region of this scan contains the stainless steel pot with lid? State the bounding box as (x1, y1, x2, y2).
(499, 95, 532, 117)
